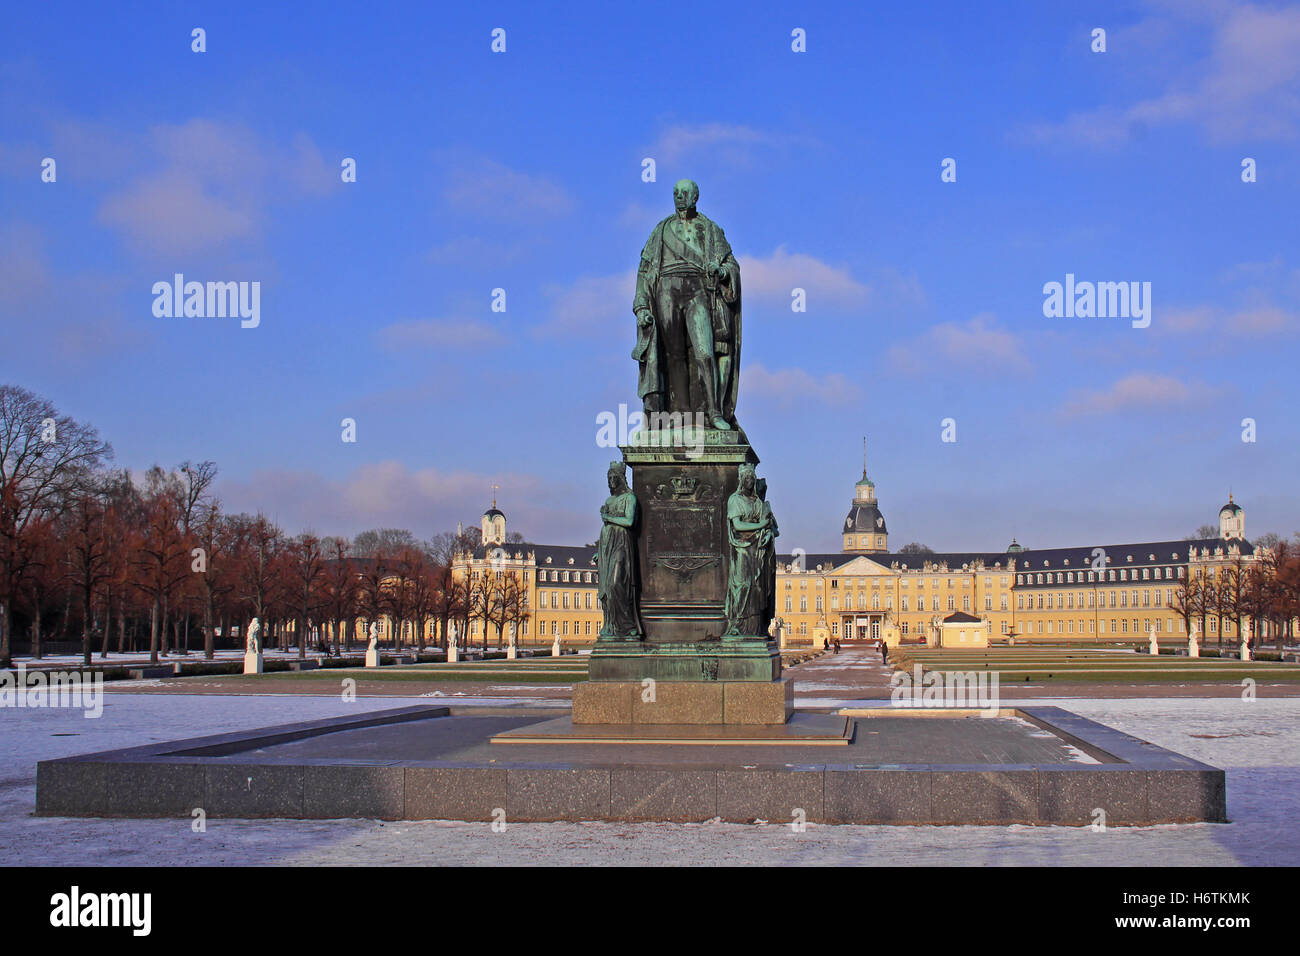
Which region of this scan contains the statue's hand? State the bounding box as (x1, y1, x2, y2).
(636, 310, 653, 329)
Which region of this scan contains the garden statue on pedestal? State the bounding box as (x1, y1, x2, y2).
(243, 617, 263, 675)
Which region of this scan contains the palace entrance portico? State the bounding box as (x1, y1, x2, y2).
(842, 614, 884, 643)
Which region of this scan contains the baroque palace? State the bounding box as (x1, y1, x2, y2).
(452, 462, 1259, 649)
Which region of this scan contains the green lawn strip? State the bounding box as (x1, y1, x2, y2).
(951, 670, 1300, 683)
(895, 665, 1300, 683)
(204, 669, 585, 683)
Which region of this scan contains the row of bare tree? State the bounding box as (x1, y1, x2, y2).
(0, 385, 536, 666)
(1170, 546, 1300, 649)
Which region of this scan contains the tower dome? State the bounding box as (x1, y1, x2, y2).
(481, 490, 506, 546)
(842, 440, 887, 553)
(1218, 494, 1244, 541)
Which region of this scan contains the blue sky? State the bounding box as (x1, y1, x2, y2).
(2, 1, 1298, 553)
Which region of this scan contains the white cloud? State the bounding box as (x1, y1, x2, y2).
(1020, 3, 1300, 146)
(739, 246, 870, 310)
(742, 362, 860, 406)
(887, 313, 1029, 373)
(216, 461, 591, 543)
(376, 318, 507, 351)
(100, 172, 257, 253)
(651, 123, 773, 163)
(537, 271, 636, 335)
(440, 155, 574, 220)
(1060, 372, 1200, 418)
(95, 119, 336, 254)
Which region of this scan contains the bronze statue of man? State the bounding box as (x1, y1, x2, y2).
(633, 179, 742, 431)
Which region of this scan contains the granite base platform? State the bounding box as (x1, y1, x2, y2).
(491, 713, 849, 745)
(572, 677, 793, 724)
(34, 704, 1226, 825)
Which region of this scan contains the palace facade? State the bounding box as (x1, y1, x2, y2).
(449, 466, 1261, 649)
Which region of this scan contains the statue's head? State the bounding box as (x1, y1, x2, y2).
(607, 461, 628, 493)
(673, 179, 699, 215)
(737, 463, 756, 493)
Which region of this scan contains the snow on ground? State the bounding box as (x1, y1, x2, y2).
(1, 693, 1297, 866)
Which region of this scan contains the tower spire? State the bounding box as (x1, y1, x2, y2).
(862, 436, 867, 481)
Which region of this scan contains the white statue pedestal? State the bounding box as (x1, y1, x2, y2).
(506, 644, 517, 660)
(778, 625, 787, 650)
(1149, 635, 1159, 655)
(551, 638, 561, 657)
(1240, 641, 1252, 662)
(243, 651, 263, 675)
(447, 643, 458, 663)
(365, 647, 380, 668)
(1188, 635, 1199, 658)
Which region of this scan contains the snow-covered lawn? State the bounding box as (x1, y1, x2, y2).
(2, 693, 1296, 866)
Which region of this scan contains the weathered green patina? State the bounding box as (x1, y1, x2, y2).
(583, 181, 783, 694)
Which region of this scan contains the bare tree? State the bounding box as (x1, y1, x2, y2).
(286, 532, 326, 659)
(0, 385, 111, 663)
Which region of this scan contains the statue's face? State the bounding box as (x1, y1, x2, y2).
(608, 473, 619, 493)
(673, 180, 698, 214)
(739, 471, 755, 494)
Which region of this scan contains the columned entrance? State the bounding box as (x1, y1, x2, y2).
(842, 614, 884, 643)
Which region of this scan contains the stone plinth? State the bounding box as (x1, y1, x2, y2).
(573, 678, 792, 725)
(587, 637, 779, 683)
(587, 428, 780, 687)
(619, 428, 757, 644)
(243, 652, 263, 675)
(365, 647, 380, 667)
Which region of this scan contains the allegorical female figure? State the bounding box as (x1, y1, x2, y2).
(756, 477, 778, 639)
(725, 464, 773, 637)
(597, 461, 642, 639)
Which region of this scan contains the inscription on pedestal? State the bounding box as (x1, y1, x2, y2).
(633, 460, 735, 643)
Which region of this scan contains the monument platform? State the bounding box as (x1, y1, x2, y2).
(572, 674, 791, 724)
(491, 712, 845, 745)
(36, 704, 1226, 825)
